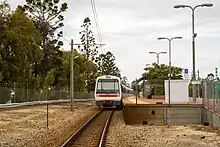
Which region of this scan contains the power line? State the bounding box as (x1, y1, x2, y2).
(90, 0, 105, 54)
(62, 36, 71, 45)
(91, 0, 102, 43)
(90, 0, 102, 45)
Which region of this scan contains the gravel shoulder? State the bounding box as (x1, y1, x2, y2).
(0, 101, 98, 147)
(107, 110, 220, 147)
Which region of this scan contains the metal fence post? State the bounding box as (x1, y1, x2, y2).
(13, 82, 16, 103)
(213, 83, 216, 111)
(26, 81, 28, 102)
(46, 88, 49, 128)
(204, 80, 207, 106)
(206, 80, 209, 107)
(135, 78, 137, 104)
(202, 80, 204, 106)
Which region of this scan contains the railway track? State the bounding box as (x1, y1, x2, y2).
(61, 109, 114, 147)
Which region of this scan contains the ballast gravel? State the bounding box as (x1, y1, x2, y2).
(0, 101, 98, 147)
(107, 110, 220, 147)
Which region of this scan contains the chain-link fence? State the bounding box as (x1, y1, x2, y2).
(0, 87, 95, 104)
(202, 79, 220, 111)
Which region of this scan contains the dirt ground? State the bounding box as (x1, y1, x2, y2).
(2, 104, 220, 147)
(0, 101, 98, 147)
(107, 111, 220, 147)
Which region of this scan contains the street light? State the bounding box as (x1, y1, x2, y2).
(157, 36, 182, 106)
(158, 37, 182, 40)
(174, 3, 213, 9)
(174, 3, 213, 103)
(149, 51, 167, 65)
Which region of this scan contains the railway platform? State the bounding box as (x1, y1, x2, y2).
(122, 97, 164, 104)
(122, 96, 220, 128)
(122, 96, 206, 126)
(122, 96, 205, 105)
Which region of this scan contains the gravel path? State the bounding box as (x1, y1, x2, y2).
(107, 110, 220, 147)
(0, 101, 98, 147)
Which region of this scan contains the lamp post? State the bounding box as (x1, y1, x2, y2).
(70, 39, 74, 111)
(174, 3, 213, 103)
(158, 37, 182, 106)
(149, 51, 167, 65)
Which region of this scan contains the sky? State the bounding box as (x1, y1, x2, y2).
(8, 0, 220, 83)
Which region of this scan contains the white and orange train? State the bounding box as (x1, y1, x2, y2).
(94, 75, 133, 108)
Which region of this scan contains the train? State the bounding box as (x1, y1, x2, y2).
(94, 75, 134, 108)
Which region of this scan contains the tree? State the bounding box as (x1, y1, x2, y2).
(97, 51, 121, 77)
(143, 63, 183, 81)
(0, 7, 42, 88)
(23, 0, 68, 49)
(22, 0, 68, 88)
(121, 76, 128, 85)
(44, 68, 55, 89)
(131, 80, 141, 96)
(0, 0, 10, 85)
(62, 50, 87, 92)
(79, 17, 98, 61)
(0, 0, 10, 20)
(84, 60, 99, 92)
(142, 63, 183, 95)
(0, 1, 126, 104)
(79, 17, 99, 92)
(0, 5, 43, 103)
(61, 49, 101, 92)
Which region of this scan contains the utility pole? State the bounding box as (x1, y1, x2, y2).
(69, 39, 105, 111)
(70, 41, 84, 111)
(70, 39, 74, 111)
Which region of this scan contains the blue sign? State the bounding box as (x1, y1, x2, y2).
(184, 69, 188, 74)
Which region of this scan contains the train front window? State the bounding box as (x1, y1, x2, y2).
(96, 79, 120, 94)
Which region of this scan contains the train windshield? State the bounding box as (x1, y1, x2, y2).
(96, 79, 120, 94)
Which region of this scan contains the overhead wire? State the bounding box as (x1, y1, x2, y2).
(62, 36, 71, 45)
(90, 0, 105, 54)
(59, 1, 105, 54)
(90, 0, 101, 48)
